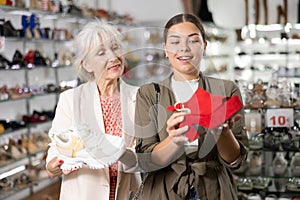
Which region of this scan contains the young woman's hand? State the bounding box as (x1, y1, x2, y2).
(166, 111, 189, 145)
(211, 114, 243, 140)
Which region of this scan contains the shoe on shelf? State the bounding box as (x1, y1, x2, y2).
(21, 15, 32, 38)
(29, 14, 45, 39)
(33, 50, 47, 66)
(263, 128, 281, 151)
(237, 177, 253, 191)
(252, 176, 271, 190)
(286, 177, 300, 192)
(0, 54, 12, 69)
(247, 193, 262, 200)
(278, 195, 292, 200)
(50, 125, 125, 170)
(264, 76, 281, 108)
(291, 152, 300, 177)
(10, 50, 26, 69)
(273, 152, 288, 176)
(281, 132, 299, 151)
(249, 133, 264, 150)
(250, 79, 266, 108)
(23, 50, 35, 68)
(265, 194, 278, 200)
(0, 177, 14, 191)
(3, 20, 21, 38)
(248, 151, 262, 175)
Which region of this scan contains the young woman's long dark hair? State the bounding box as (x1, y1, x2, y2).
(163, 13, 207, 43)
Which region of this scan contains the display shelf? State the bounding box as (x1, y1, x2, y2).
(0, 157, 29, 175)
(0, 5, 79, 198)
(0, 187, 31, 200)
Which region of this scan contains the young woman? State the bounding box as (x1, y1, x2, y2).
(135, 14, 249, 200)
(46, 20, 140, 200)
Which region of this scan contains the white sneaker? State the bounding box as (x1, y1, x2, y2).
(51, 125, 125, 170)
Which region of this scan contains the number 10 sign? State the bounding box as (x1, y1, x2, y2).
(265, 108, 294, 127)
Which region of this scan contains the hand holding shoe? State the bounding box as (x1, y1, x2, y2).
(50, 125, 126, 170)
(166, 111, 189, 145)
(210, 114, 242, 140)
(47, 157, 78, 178)
(46, 157, 63, 178)
(167, 88, 243, 141)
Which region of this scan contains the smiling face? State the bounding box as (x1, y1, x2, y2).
(82, 35, 125, 83)
(164, 22, 206, 80)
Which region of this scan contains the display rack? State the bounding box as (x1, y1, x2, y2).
(0, 5, 79, 199)
(234, 23, 300, 199)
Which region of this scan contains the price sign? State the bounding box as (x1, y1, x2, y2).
(0, 36, 5, 53)
(265, 108, 293, 127)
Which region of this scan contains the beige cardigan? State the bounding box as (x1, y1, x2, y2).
(46, 80, 141, 200)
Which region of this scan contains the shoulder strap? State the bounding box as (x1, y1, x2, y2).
(153, 82, 160, 104)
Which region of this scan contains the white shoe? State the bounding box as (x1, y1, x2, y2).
(51, 125, 125, 170)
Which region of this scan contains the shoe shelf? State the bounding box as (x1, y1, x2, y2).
(235, 106, 300, 197)
(235, 40, 300, 198)
(0, 5, 82, 200)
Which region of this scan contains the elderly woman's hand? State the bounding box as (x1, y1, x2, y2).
(46, 157, 78, 178)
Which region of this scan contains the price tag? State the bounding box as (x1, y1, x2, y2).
(0, 36, 5, 53)
(265, 108, 293, 127)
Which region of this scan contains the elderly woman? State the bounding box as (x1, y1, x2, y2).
(46, 20, 140, 200)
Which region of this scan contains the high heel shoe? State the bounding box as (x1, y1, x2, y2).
(21, 15, 32, 38)
(0, 54, 12, 69)
(11, 50, 26, 69)
(29, 14, 45, 39)
(167, 87, 243, 141)
(34, 50, 47, 66)
(23, 50, 35, 68)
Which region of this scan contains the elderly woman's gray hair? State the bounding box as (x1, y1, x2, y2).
(73, 20, 123, 82)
